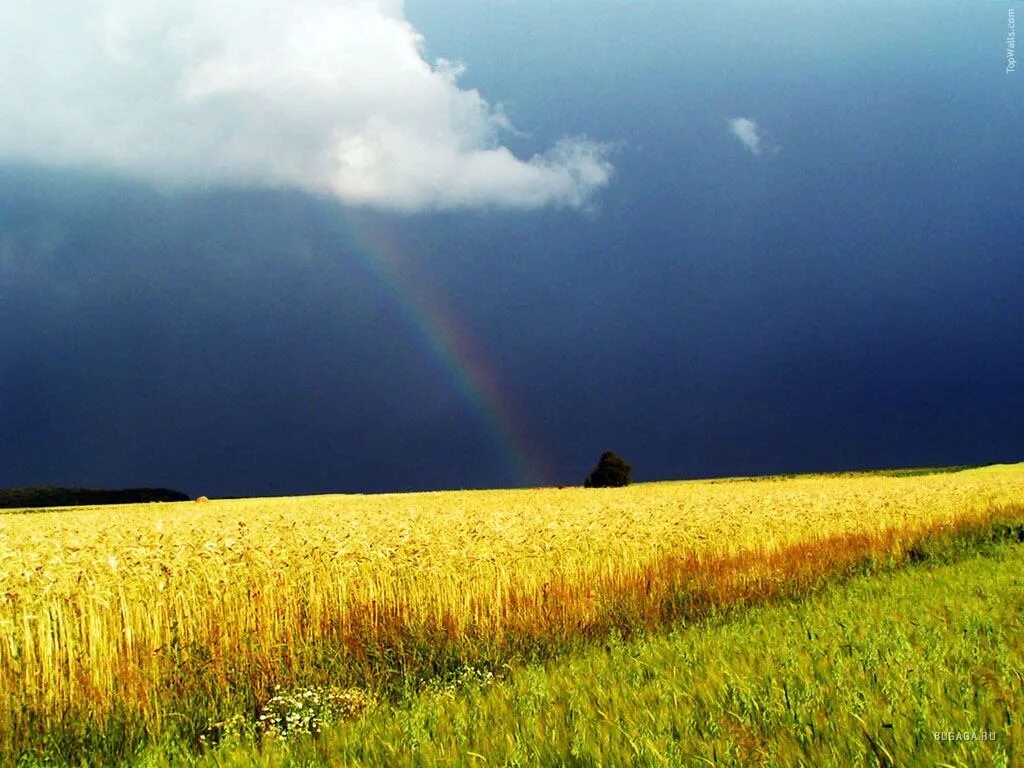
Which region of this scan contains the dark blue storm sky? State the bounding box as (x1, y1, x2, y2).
(1, 1, 1021, 496)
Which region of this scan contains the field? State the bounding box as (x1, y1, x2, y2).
(201, 539, 1024, 767)
(2, 465, 1024, 764)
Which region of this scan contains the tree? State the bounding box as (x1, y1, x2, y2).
(584, 451, 632, 488)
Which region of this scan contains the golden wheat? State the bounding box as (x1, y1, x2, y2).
(1, 465, 1023, 750)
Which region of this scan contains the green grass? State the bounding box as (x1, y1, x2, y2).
(698, 464, 983, 485)
(877, 465, 979, 478)
(177, 542, 1024, 768)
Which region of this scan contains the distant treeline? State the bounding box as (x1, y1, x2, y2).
(0, 486, 190, 510)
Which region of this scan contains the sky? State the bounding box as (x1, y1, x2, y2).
(1, 0, 1021, 496)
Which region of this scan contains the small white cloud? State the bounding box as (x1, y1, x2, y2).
(0, 1, 613, 212)
(728, 117, 777, 156)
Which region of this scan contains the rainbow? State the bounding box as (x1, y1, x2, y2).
(338, 212, 548, 488)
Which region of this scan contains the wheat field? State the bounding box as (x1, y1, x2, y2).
(2, 465, 1023, 760)
(198, 537, 1024, 768)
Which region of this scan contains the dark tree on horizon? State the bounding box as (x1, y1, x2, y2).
(584, 451, 632, 488)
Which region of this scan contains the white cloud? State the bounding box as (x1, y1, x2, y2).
(0, 1, 613, 211)
(728, 117, 776, 156)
